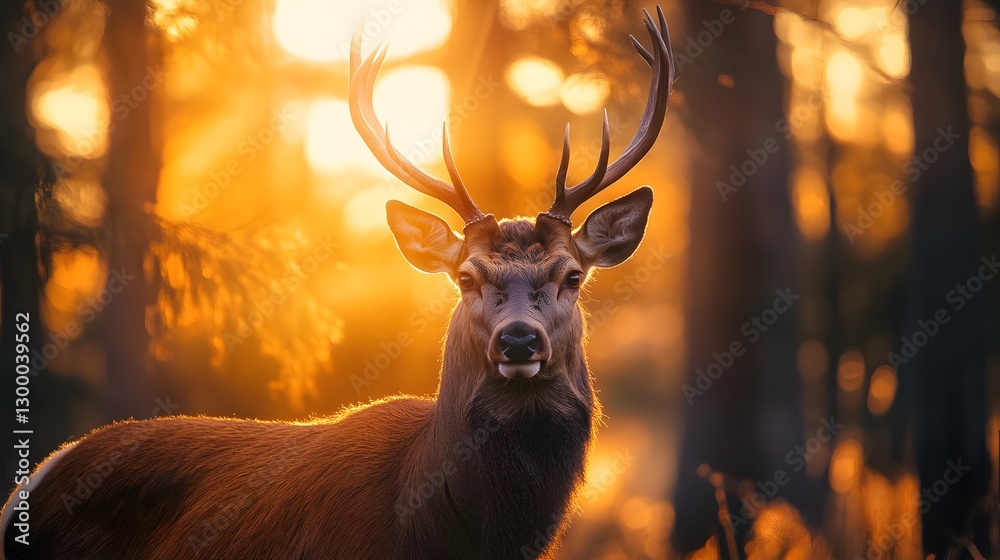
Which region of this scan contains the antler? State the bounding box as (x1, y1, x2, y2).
(543, 5, 674, 225)
(348, 35, 487, 226)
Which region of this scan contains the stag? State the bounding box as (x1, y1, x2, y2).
(2, 7, 672, 559)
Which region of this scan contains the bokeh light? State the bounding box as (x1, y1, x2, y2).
(30, 64, 108, 159)
(560, 72, 610, 115)
(791, 167, 831, 241)
(305, 66, 450, 176)
(273, 0, 452, 63)
(867, 365, 897, 415)
(506, 56, 565, 107)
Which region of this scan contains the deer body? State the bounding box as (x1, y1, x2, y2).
(3, 8, 672, 559)
(3, 220, 598, 560)
(3, 390, 587, 559)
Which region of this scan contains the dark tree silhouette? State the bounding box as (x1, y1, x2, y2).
(671, 2, 814, 555)
(99, 0, 161, 420)
(901, 0, 992, 555)
(0, 0, 61, 492)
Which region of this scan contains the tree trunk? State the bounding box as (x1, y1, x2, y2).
(99, 0, 160, 420)
(905, 1, 991, 555)
(0, 0, 59, 493)
(672, 3, 809, 555)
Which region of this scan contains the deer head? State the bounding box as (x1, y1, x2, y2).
(349, 8, 672, 419)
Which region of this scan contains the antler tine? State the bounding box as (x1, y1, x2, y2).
(545, 6, 673, 223)
(441, 123, 478, 213)
(630, 35, 654, 66)
(551, 124, 571, 216)
(348, 32, 486, 226)
(566, 110, 611, 208)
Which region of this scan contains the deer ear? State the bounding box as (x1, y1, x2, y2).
(573, 186, 653, 269)
(386, 200, 464, 274)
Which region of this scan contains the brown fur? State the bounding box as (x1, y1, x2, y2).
(3, 197, 651, 559)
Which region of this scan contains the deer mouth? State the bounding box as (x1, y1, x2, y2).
(497, 361, 542, 379)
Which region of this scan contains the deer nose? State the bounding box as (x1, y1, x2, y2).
(498, 322, 541, 362)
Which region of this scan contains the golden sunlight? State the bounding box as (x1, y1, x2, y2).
(41, 250, 106, 341)
(306, 66, 450, 175)
(837, 349, 865, 393)
(499, 0, 563, 30)
(500, 117, 552, 187)
(506, 56, 565, 107)
(746, 503, 814, 560)
(877, 34, 910, 79)
(825, 51, 862, 141)
(372, 66, 450, 163)
(867, 365, 897, 416)
(273, 0, 452, 63)
(150, 0, 198, 40)
(970, 125, 1000, 211)
(306, 98, 370, 174)
(53, 179, 107, 228)
(880, 101, 914, 155)
(560, 72, 610, 115)
(30, 64, 109, 159)
(830, 439, 864, 494)
(305, 97, 371, 173)
(791, 167, 831, 241)
(826, 51, 862, 100)
(345, 186, 399, 231)
(834, 7, 869, 39)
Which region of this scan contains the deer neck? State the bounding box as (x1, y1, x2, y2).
(401, 304, 596, 556)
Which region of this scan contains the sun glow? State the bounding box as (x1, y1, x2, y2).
(506, 56, 565, 107)
(306, 66, 451, 176)
(560, 72, 610, 115)
(30, 65, 109, 159)
(877, 34, 910, 79)
(791, 167, 830, 241)
(825, 51, 863, 141)
(272, 0, 452, 63)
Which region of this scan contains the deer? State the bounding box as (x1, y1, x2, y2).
(2, 7, 672, 560)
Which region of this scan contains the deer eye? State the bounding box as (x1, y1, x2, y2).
(458, 273, 476, 291)
(565, 271, 583, 289)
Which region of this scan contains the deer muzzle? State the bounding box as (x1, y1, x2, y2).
(489, 321, 551, 379)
